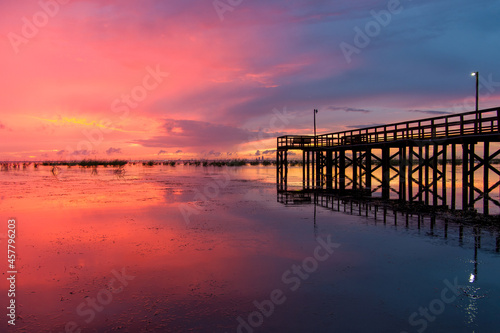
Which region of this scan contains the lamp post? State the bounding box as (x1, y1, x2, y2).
(313, 109, 318, 136)
(471, 72, 479, 111)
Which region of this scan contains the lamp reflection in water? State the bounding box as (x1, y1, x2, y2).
(464, 226, 482, 325)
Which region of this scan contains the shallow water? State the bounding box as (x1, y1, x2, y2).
(1, 165, 499, 332)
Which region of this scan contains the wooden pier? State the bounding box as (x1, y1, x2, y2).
(276, 107, 500, 215)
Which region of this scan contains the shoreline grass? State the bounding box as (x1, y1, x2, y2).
(0, 159, 278, 169)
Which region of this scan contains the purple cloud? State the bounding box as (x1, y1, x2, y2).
(106, 147, 122, 155)
(135, 119, 283, 150)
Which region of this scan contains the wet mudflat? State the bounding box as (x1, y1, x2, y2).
(1, 165, 499, 332)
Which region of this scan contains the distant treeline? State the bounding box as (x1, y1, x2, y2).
(142, 159, 274, 167)
(43, 159, 128, 167)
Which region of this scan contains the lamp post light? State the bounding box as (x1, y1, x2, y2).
(471, 72, 479, 111)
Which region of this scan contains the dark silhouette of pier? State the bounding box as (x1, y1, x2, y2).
(276, 107, 500, 215)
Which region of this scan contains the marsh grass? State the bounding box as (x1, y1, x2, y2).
(113, 168, 126, 179)
(79, 159, 128, 167)
(249, 160, 273, 166)
(36, 160, 128, 167)
(51, 166, 60, 176)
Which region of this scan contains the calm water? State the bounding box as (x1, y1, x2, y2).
(1, 165, 499, 332)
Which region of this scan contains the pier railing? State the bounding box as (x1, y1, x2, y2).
(278, 107, 500, 149)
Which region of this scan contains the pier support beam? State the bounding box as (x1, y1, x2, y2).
(484, 142, 489, 215)
(352, 150, 358, 190)
(408, 146, 413, 203)
(312, 150, 315, 189)
(339, 150, 346, 193)
(276, 150, 288, 191)
(316, 151, 323, 188)
(399, 147, 406, 202)
(462, 143, 469, 210)
(381, 147, 390, 200)
(366, 149, 372, 191)
(302, 150, 306, 189)
(451, 144, 456, 210)
(326, 151, 333, 190)
(306, 151, 310, 189)
(469, 143, 475, 209)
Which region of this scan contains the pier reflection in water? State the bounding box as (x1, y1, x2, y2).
(278, 190, 500, 331)
(278, 191, 500, 255)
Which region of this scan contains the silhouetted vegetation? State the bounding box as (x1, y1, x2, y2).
(32, 160, 129, 168)
(79, 159, 128, 167)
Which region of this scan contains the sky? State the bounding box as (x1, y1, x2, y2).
(1, 0, 500, 160)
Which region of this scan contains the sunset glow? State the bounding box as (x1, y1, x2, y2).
(1, 0, 500, 161)
(2, 2, 500, 331)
